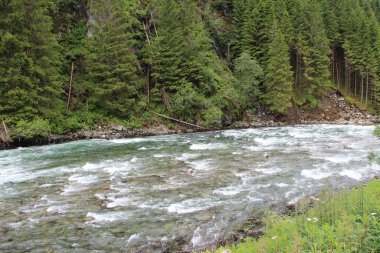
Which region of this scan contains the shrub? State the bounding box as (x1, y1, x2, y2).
(11, 118, 52, 138)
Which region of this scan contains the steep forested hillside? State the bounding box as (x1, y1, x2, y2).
(1, 0, 380, 138)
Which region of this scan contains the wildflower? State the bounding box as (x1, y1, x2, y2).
(313, 218, 318, 223)
(310, 196, 320, 201)
(271, 236, 277, 240)
(306, 218, 312, 222)
(371, 213, 377, 216)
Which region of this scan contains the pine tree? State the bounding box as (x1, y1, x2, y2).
(85, 0, 145, 118)
(264, 22, 294, 114)
(0, 0, 62, 126)
(297, 0, 331, 103)
(150, 0, 239, 125)
(234, 51, 263, 110)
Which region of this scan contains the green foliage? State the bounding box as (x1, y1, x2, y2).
(150, 0, 239, 125)
(264, 22, 294, 114)
(1, 0, 380, 137)
(0, 0, 62, 126)
(234, 51, 264, 111)
(207, 179, 380, 253)
(202, 107, 223, 127)
(85, 0, 145, 119)
(11, 118, 51, 138)
(374, 126, 380, 137)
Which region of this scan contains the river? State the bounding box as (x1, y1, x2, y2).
(0, 124, 380, 252)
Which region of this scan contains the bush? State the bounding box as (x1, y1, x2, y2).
(202, 107, 223, 127)
(374, 126, 380, 137)
(11, 118, 52, 138)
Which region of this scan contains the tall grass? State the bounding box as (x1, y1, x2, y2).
(204, 179, 380, 253)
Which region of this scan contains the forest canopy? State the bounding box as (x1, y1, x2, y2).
(1, 0, 380, 137)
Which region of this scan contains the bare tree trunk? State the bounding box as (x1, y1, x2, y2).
(331, 48, 335, 84)
(336, 59, 339, 90)
(296, 52, 299, 88)
(67, 61, 74, 111)
(354, 70, 357, 98)
(348, 65, 351, 96)
(366, 69, 369, 106)
(361, 74, 364, 104)
(2, 120, 8, 134)
(147, 66, 151, 107)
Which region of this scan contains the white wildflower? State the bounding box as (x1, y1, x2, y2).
(313, 218, 319, 223)
(306, 218, 312, 222)
(271, 236, 277, 240)
(310, 196, 320, 201)
(371, 213, 377, 216)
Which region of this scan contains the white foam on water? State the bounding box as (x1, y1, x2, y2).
(176, 153, 200, 162)
(46, 205, 69, 214)
(107, 196, 132, 208)
(275, 183, 289, 188)
(301, 169, 333, 180)
(189, 160, 212, 171)
(213, 186, 243, 196)
(138, 147, 149, 151)
(255, 137, 283, 146)
(68, 174, 98, 184)
(340, 169, 362, 180)
(109, 138, 148, 144)
(167, 198, 217, 214)
(82, 162, 102, 171)
(130, 157, 138, 163)
(86, 211, 131, 223)
(60, 174, 98, 195)
(127, 233, 142, 246)
(103, 161, 132, 175)
(256, 167, 283, 175)
(39, 183, 56, 188)
(247, 195, 264, 203)
(153, 154, 169, 158)
(189, 143, 226, 150)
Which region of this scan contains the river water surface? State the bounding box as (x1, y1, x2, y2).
(1, 125, 380, 252)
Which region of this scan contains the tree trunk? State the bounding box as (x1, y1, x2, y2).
(354, 70, 357, 98)
(147, 66, 151, 107)
(348, 65, 351, 96)
(366, 69, 369, 106)
(2, 120, 8, 134)
(67, 61, 74, 111)
(336, 59, 339, 90)
(331, 48, 335, 84)
(361, 74, 364, 103)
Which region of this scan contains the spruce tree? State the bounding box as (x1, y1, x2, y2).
(85, 0, 145, 119)
(150, 0, 239, 125)
(0, 0, 62, 126)
(234, 51, 263, 110)
(264, 23, 294, 114)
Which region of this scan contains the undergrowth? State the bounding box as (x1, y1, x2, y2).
(204, 179, 380, 253)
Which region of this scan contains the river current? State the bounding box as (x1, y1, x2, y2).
(1, 125, 380, 252)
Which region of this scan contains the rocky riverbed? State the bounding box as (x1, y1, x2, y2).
(0, 90, 378, 150)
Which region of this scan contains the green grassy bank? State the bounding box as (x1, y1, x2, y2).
(205, 179, 380, 253)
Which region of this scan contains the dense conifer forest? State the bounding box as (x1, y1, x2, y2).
(1, 0, 380, 137)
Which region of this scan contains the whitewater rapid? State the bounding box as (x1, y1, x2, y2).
(0, 125, 379, 252)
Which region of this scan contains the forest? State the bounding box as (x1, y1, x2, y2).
(1, 0, 380, 138)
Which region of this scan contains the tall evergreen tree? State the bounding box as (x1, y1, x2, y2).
(264, 22, 294, 114)
(150, 0, 239, 125)
(0, 0, 62, 126)
(85, 0, 145, 118)
(234, 51, 263, 110)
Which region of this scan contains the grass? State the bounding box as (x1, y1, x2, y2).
(204, 179, 380, 253)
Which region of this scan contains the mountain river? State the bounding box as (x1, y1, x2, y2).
(1, 124, 380, 252)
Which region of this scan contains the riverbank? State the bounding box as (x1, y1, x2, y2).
(203, 178, 380, 253)
(0, 90, 378, 151)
